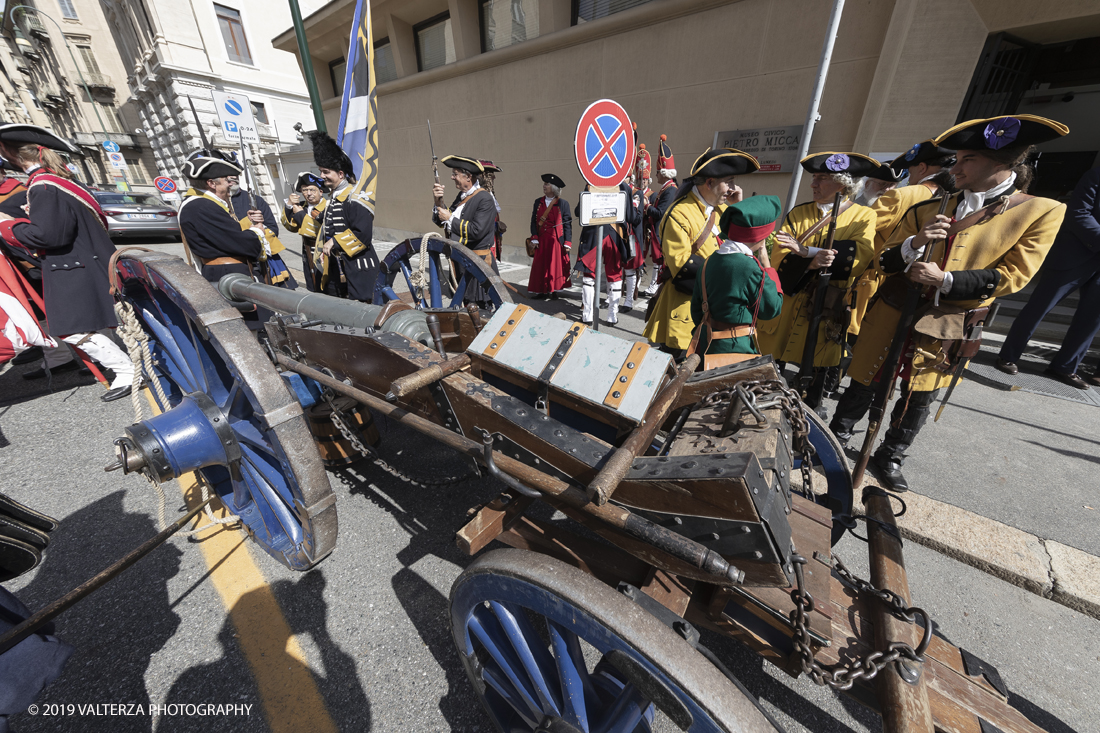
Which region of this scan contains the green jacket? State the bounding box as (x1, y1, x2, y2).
(690, 250, 783, 355)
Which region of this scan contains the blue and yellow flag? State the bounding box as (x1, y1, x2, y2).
(337, 0, 379, 212)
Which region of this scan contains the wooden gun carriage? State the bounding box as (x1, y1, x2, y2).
(90, 242, 1047, 733)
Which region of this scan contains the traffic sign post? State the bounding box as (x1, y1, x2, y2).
(102, 140, 120, 153)
(574, 99, 634, 330)
(211, 91, 260, 144)
(107, 152, 128, 169)
(154, 176, 177, 194)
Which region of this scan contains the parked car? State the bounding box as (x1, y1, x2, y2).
(94, 192, 180, 240)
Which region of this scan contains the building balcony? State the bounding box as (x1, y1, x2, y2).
(81, 72, 114, 91)
(23, 14, 50, 42)
(73, 131, 136, 147)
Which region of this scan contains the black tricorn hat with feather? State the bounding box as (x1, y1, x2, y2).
(308, 130, 356, 181)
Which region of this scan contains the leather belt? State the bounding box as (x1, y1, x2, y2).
(708, 323, 755, 340)
(200, 256, 247, 266)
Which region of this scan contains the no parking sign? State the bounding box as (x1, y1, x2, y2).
(154, 176, 177, 193)
(574, 99, 635, 188)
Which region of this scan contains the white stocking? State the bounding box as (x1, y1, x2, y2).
(68, 332, 135, 389)
(606, 280, 622, 324)
(622, 270, 636, 310)
(581, 277, 595, 323)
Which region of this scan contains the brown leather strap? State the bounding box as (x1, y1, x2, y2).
(200, 256, 248, 266)
(708, 324, 755, 340)
(692, 210, 718, 254)
(536, 197, 559, 230)
(946, 192, 1033, 237)
(792, 200, 853, 246)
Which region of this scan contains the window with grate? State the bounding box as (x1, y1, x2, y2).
(77, 45, 102, 75)
(215, 4, 253, 65)
(98, 100, 122, 133)
(329, 57, 346, 97)
(481, 0, 539, 52)
(251, 100, 268, 124)
(573, 0, 654, 25)
(415, 13, 455, 72)
(57, 0, 78, 20)
(375, 40, 397, 83)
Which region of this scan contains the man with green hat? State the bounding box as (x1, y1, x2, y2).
(688, 196, 784, 362)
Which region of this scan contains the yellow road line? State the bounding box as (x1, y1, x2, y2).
(145, 391, 337, 733)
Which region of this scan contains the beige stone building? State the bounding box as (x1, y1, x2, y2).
(0, 0, 158, 188)
(273, 0, 1100, 260)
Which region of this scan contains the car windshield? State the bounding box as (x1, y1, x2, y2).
(95, 193, 163, 206)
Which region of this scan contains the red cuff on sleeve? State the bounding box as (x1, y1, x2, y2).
(763, 266, 782, 294)
(0, 218, 32, 251)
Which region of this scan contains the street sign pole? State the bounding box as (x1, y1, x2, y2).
(593, 225, 604, 331)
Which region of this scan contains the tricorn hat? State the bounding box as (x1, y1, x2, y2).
(441, 155, 485, 175)
(719, 195, 781, 244)
(479, 159, 502, 173)
(691, 148, 760, 179)
(541, 173, 565, 188)
(865, 160, 903, 183)
(295, 171, 325, 191)
(181, 148, 241, 180)
(800, 152, 879, 177)
(657, 134, 675, 172)
(308, 130, 355, 180)
(934, 114, 1068, 151)
(890, 140, 955, 171)
(0, 123, 81, 156)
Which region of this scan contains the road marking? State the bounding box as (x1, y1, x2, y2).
(145, 392, 337, 733)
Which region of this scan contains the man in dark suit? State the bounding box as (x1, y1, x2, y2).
(997, 167, 1100, 388)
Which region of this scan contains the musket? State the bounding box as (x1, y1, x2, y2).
(934, 302, 997, 422)
(796, 191, 844, 395)
(187, 97, 212, 151)
(851, 194, 953, 488)
(428, 119, 443, 216)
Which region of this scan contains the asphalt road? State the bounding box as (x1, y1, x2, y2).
(0, 236, 1096, 732)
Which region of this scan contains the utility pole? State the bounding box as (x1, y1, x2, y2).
(287, 0, 327, 133)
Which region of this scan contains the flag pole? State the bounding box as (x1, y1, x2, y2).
(287, 0, 328, 133)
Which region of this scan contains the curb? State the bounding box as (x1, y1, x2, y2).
(890, 490, 1100, 620)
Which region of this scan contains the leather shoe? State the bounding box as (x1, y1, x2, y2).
(1086, 372, 1100, 388)
(869, 454, 909, 493)
(830, 428, 853, 447)
(995, 358, 1018, 375)
(1044, 368, 1089, 390)
(100, 384, 134, 403)
(22, 360, 81, 380)
(10, 346, 42, 365)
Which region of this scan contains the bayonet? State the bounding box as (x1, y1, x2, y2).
(428, 119, 443, 215)
(797, 190, 844, 396)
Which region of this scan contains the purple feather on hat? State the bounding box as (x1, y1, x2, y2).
(984, 117, 1021, 150)
(825, 153, 849, 172)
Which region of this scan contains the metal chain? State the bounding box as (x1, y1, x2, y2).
(701, 379, 816, 492)
(788, 553, 933, 691)
(323, 392, 476, 489)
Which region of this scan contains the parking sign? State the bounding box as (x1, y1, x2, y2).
(211, 91, 260, 144)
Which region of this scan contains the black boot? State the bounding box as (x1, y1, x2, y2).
(800, 367, 829, 416)
(828, 380, 875, 445)
(870, 384, 939, 493)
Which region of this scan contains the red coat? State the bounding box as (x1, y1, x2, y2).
(528, 196, 572, 293)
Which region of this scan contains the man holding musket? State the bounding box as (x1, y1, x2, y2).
(849, 141, 956, 338)
(282, 172, 327, 292)
(830, 115, 1069, 492)
(310, 131, 379, 302)
(643, 148, 759, 358)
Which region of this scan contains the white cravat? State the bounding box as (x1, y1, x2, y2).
(717, 239, 754, 256)
(448, 182, 482, 228)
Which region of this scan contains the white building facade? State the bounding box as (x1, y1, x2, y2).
(98, 0, 327, 198)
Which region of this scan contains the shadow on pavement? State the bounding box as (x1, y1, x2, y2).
(8, 492, 182, 733)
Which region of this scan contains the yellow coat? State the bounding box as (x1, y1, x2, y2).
(849, 192, 1066, 391)
(849, 182, 938, 336)
(757, 201, 876, 367)
(642, 191, 725, 350)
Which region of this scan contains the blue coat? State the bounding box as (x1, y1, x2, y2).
(1043, 166, 1100, 271)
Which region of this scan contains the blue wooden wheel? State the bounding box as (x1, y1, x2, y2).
(794, 407, 854, 546)
(451, 550, 778, 733)
(113, 251, 336, 571)
(372, 236, 513, 310)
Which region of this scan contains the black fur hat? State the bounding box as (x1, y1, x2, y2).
(308, 130, 355, 181)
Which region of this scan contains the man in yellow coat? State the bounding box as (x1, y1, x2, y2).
(758, 152, 877, 411)
(643, 148, 760, 358)
(830, 115, 1069, 492)
(849, 141, 956, 337)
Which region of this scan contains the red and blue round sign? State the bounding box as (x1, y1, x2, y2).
(154, 176, 177, 193)
(574, 99, 634, 188)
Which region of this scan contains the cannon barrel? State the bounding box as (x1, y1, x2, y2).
(218, 274, 431, 346)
